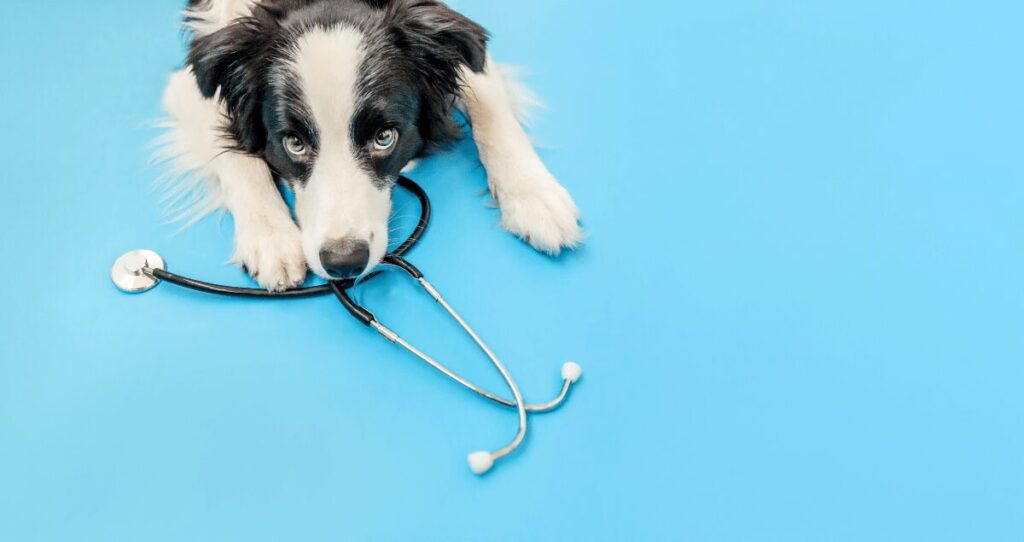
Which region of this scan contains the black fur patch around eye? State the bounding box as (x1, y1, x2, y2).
(260, 76, 318, 185)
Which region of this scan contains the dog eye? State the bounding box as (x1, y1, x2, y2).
(283, 135, 308, 157)
(373, 128, 398, 151)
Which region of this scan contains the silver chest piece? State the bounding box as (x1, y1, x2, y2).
(111, 250, 165, 293)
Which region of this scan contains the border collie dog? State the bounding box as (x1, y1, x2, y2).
(159, 0, 582, 290)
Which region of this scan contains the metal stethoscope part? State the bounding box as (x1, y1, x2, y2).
(111, 249, 164, 293)
(111, 177, 582, 475)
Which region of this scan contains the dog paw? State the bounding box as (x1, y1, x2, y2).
(231, 217, 308, 291)
(495, 171, 583, 255)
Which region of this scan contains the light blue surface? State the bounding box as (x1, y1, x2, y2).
(1, 1, 1022, 540)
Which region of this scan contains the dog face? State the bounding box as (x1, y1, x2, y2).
(188, 0, 486, 279)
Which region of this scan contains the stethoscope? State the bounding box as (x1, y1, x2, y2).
(111, 176, 582, 475)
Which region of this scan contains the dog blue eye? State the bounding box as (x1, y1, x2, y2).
(374, 128, 398, 151)
(283, 135, 308, 157)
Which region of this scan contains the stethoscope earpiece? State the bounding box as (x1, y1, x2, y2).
(468, 362, 582, 475)
(562, 361, 583, 383)
(112, 177, 582, 475)
(468, 451, 495, 475)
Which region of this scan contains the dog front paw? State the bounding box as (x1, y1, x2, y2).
(496, 171, 583, 255)
(231, 217, 308, 291)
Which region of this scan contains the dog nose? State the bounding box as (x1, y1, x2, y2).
(319, 238, 370, 279)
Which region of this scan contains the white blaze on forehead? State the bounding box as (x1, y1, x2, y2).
(287, 26, 391, 279)
(289, 26, 365, 149)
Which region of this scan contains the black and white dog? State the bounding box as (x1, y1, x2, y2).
(159, 0, 582, 290)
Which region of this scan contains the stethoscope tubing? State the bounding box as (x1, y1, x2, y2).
(333, 258, 527, 463)
(122, 175, 581, 475)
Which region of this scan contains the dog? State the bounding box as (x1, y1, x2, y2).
(158, 0, 582, 291)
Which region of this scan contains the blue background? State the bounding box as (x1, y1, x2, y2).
(1, 0, 1022, 540)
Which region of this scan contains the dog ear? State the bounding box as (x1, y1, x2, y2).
(187, 13, 279, 153)
(387, 1, 489, 153)
(390, 0, 489, 73)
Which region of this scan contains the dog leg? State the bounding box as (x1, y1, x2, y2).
(161, 69, 307, 291)
(460, 59, 583, 254)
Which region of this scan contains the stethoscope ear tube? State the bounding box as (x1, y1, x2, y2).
(335, 255, 582, 474)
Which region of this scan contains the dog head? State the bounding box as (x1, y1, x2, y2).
(188, 0, 487, 279)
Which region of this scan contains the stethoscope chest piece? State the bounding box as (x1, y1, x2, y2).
(111, 249, 165, 293)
